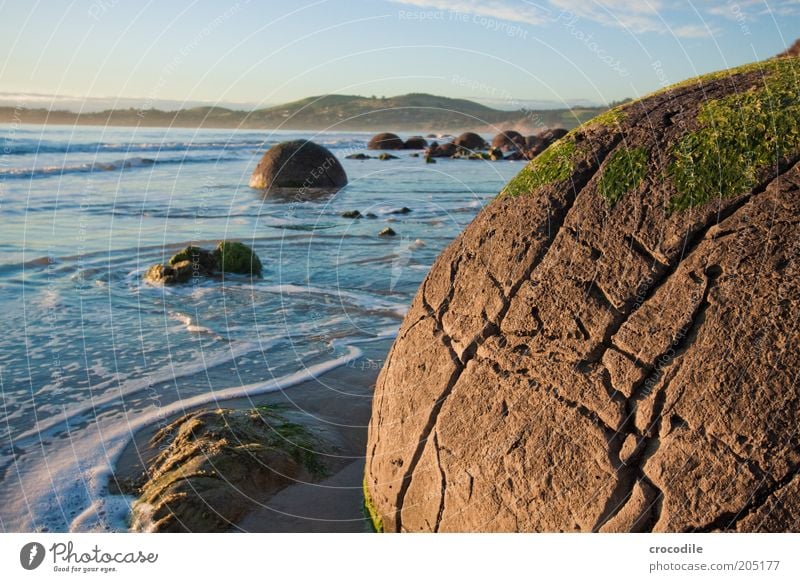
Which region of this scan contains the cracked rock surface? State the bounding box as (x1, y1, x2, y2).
(365, 61, 800, 532)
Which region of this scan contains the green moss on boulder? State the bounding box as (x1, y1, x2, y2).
(668, 58, 800, 210)
(213, 241, 263, 277)
(144, 241, 263, 284)
(363, 474, 384, 533)
(168, 245, 218, 272)
(599, 146, 648, 205)
(578, 107, 625, 132)
(501, 138, 576, 197)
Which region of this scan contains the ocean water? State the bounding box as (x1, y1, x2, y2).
(0, 123, 522, 532)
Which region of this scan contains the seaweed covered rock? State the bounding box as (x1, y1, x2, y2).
(214, 241, 262, 276)
(169, 246, 218, 273)
(143, 262, 195, 285)
(368, 132, 404, 150)
(249, 140, 347, 191)
(144, 241, 262, 284)
(126, 407, 328, 532)
(365, 57, 800, 532)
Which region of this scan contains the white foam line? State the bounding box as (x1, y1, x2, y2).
(331, 325, 398, 348)
(257, 283, 407, 313)
(16, 339, 279, 442)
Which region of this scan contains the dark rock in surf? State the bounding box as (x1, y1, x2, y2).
(249, 140, 347, 191)
(452, 132, 487, 151)
(368, 133, 405, 150)
(491, 130, 525, 151)
(403, 136, 428, 149)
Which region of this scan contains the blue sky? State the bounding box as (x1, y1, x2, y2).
(0, 0, 797, 111)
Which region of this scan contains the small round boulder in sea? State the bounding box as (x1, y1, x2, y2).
(367, 132, 405, 150)
(403, 136, 428, 149)
(453, 132, 487, 151)
(249, 140, 347, 191)
(144, 241, 262, 285)
(491, 130, 525, 151)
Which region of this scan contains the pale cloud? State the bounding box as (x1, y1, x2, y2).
(706, 0, 800, 19)
(548, 0, 665, 34)
(672, 23, 717, 38)
(390, 0, 550, 25)
(392, 0, 742, 37)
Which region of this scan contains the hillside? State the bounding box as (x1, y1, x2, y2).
(0, 92, 609, 131)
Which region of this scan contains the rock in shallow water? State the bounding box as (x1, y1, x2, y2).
(215, 241, 262, 277)
(368, 132, 404, 150)
(144, 241, 262, 285)
(249, 140, 347, 191)
(365, 56, 800, 533)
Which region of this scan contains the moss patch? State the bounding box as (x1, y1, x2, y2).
(650, 59, 779, 100)
(214, 240, 263, 277)
(575, 107, 625, 133)
(668, 58, 800, 210)
(169, 246, 204, 266)
(363, 475, 384, 533)
(254, 405, 327, 477)
(599, 146, 648, 205)
(501, 138, 576, 197)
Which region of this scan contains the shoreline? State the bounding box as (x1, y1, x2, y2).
(112, 337, 392, 533)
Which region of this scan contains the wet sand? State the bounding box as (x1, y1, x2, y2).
(113, 338, 391, 532)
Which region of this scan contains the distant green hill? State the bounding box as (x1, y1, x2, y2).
(0, 93, 610, 131)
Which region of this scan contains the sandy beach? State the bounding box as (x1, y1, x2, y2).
(112, 338, 392, 532)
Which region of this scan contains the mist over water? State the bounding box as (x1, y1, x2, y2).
(0, 123, 521, 532)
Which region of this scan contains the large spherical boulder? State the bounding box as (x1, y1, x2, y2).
(492, 130, 525, 151)
(403, 136, 429, 149)
(368, 132, 405, 150)
(249, 140, 347, 190)
(365, 57, 800, 532)
(452, 132, 487, 151)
